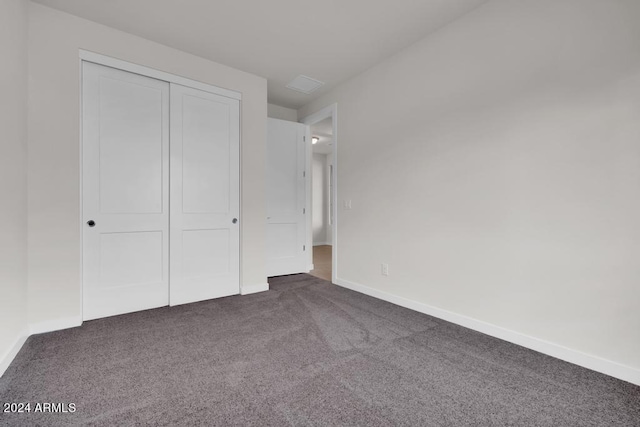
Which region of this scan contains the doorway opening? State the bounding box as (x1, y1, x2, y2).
(301, 105, 337, 283)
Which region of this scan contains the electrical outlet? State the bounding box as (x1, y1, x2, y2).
(381, 263, 389, 276)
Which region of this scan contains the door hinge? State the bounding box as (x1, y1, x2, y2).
(303, 208, 306, 214)
(303, 245, 306, 251)
(303, 171, 306, 178)
(303, 136, 306, 142)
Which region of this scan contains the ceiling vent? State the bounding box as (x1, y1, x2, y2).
(286, 75, 325, 94)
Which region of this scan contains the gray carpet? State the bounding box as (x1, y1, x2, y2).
(1, 274, 638, 426)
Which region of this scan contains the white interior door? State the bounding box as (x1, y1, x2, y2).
(169, 84, 240, 305)
(82, 62, 169, 321)
(266, 118, 308, 276)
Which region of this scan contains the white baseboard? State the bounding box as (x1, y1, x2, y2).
(29, 315, 82, 335)
(241, 283, 269, 295)
(309, 264, 315, 271)
(335, 277, 640, 386)
(0, 328, 29, 378)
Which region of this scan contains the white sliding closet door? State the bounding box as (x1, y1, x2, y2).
(169, 84, 240, 305)
(82, 62, 170, 321)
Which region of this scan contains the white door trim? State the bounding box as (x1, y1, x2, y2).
(79, 50, 242, 101)
(305, 126, 313, 271)
(300, 103, 338, 284)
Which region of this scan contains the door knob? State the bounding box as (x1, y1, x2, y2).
(87, 220, 96, 227)
(232, 218, 238, 224)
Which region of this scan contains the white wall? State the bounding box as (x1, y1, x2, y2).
(312, 153, 328, 245)
(299, 0, 640, 378)
(28, 3, 268, 329)
(0, 0, 29, 375)
(312, 152, 334, 246)
(268, 103, 297, 121)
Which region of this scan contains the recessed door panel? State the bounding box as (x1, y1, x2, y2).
(82, 62, 169, 321)
(268, 127, 298, 216)
(267, 224, 298, 258)
(99, 232, 164, 288)
(182, 95, 231, 214)
(182, 229, 230, 278)
(98, 78, 164, 214)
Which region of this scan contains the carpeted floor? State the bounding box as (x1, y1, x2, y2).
(1, 274, 639, 426)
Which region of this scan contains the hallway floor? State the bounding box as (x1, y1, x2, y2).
(310, 245, 332, 281)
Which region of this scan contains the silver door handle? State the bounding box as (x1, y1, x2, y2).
(232, 218, 238, 224)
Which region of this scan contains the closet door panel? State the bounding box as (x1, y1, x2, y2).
(170, 83, 240, 305)
(82, 62, 170, 321)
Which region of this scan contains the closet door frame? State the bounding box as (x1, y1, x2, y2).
(79, 50, 242, 320)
